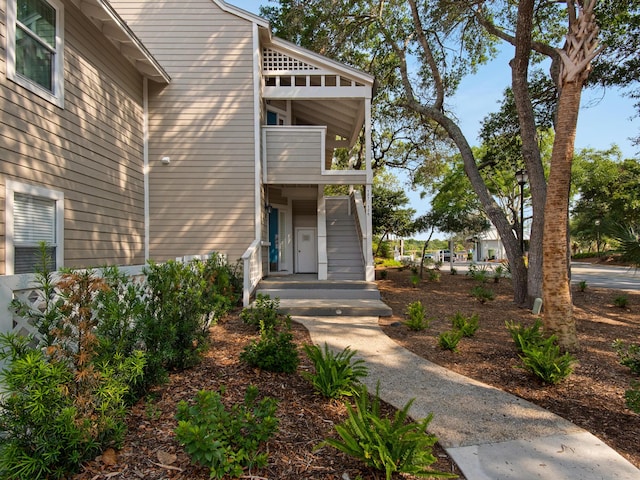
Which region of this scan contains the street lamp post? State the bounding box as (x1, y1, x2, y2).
(516, 169, 528, 253)
(595, 219, 601, 254)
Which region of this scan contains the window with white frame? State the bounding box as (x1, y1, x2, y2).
(6, 0, 65, 107)
(5, 181, 64, 275)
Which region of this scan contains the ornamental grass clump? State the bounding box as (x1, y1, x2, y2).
(302, 343, 368, 399)
(319, 384, 455, 480)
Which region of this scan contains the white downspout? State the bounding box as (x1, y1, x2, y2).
(143, 77, 150, 261)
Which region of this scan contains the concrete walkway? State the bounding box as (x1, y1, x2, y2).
(294, 314, 640, 480)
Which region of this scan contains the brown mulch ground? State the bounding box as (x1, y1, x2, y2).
(73, 265, 639, 479)
(377, 266, 640, 470)
(74, 313, 462, 480)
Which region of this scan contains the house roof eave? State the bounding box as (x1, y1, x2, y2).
(72, 0, 170, 84)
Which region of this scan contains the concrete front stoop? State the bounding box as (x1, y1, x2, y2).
(253, 277, 392, 317)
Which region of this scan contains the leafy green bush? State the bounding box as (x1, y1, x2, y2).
(142, 259, 218, 375)
(612, 340, 640, 375)
(240, 317, 300, 373)
(467, 263, 490, 283)
(410, 273, 420, 287)
(438, 329, 464, 352)
(378, 269, 388, 279)
(492, 265, 506, 283)
(240, 294, 281, 330)
(175, 386, 279, 479)
(319, 385, 454, 480)
(451, 312, 479, 337)
(518, 336, 576, 384)
(427, 269, 441, 282)
(614, 294, 629, 308)
(625, 381, 640, 414)
(470, 285, 495, 303)
(302, 343, 368, 398)
(0, 272, 144, 479)
(405, 301, 431, 331)
(506, 319, 545, 352)
(578, 280, 588, 292)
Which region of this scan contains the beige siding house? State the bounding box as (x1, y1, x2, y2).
(1, 0, 169, 275)
(2, 0, 374, 305)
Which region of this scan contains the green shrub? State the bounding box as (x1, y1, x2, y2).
(438, 329, 464, 352)
(506, 319, 545, 352)
(405, 301, 431, 331)
(175, 386, 279, 479)
(0, 272, 144, 479)
(470, 285, 495, 303)
(302, 343, 368, 398)
(625, 381, 640, 414)
(379, 269, 388, 279)
(240, 294, 281, 330)
(578, 280, 588, 292)
(518, 336, 576, 384)
(142, 260, 212, 375)
(492, 265, 506, 283)
(451, 312, 479, 337)
(319, 384, 454, 480)
(614, 294, 629, 308)
(612, 340, 640, 375)
(427, 269, 441, 282)
(240, 317, 300, 373)
(410, 273, 420, 287)
(467, 263, 490, 283)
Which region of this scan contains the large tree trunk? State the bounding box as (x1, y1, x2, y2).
(510, 0, 547, 306)
(543, 81, 581, 351)
(542, 0, 601, 350)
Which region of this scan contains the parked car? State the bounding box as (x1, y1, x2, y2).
(439, 250, 453, 262)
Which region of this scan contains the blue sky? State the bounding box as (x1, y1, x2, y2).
(232, 0, 638, 232)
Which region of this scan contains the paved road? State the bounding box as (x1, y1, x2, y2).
(436, 261, 640, 292)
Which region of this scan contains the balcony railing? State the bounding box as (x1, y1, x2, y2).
(262, 126, 367, 185)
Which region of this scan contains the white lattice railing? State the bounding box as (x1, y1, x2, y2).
(241, 240, 262, 307)
(0, 266, 147, 341)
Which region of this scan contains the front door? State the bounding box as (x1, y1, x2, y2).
(295, 227, 317, 273)
(268, 208, 279, 272)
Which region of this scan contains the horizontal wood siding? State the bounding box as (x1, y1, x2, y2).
(111, 0, 257, 262)
(0, 0, 147, 273)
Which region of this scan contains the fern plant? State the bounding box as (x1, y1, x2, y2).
(518, 336, 576, 384)
(470, 285, 495, 303)
(302, 343, 368, 398)
(451, 312, 479, 337)
(319, 384, 455, 480)
(438, 329, 464, 352)
(506, 319, 544, 352)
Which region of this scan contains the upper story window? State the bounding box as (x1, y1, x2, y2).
(6, 0, 65, 107)
(5, 180, 64, 275)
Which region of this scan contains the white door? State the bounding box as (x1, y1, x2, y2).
(296, 228, 317, 273)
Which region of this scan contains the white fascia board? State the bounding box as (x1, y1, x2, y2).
(211, 0, 270, 29)
(263, 86, 372, 100)
(86, 0, 170, 83)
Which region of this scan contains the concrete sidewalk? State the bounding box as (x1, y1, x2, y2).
(294, 315, 640, 480)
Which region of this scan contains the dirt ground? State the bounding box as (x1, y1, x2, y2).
(73, 265, 639, 479)
(377, 266, 640, 470)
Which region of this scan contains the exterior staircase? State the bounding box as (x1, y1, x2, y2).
(251, 197, 391, 317)
(326, 197, 365, 281)
(254, 276, 392, 317)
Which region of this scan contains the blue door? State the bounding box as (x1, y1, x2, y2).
(269, 208, 279, 271)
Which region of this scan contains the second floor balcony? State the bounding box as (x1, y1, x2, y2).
(262, 126, 367, 185)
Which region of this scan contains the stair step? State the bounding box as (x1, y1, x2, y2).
(276, 299, 392, 317)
